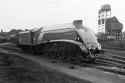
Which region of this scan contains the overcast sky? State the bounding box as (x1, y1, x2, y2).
(0, 0, 124, 33)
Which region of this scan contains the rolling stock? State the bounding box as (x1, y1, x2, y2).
(17, 20, 103, 62)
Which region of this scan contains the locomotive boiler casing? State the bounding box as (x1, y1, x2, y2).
(37, 24, 78, 45)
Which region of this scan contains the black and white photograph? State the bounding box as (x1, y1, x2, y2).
(0, 0, 124, 83)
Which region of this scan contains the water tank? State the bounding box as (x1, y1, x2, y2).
(101, 4, 111, 11)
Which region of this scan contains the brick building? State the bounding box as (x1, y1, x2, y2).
(106, 16, 123, 36)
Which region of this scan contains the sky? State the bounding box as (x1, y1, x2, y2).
(0, 0, 124, 33)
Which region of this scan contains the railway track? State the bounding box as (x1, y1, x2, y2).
(79, 62, 125, 75)
(105, 53, 125, 61)
(68, 53, 125, 76)
(96, 53, 125, 67)
(0, 44, 125, 76)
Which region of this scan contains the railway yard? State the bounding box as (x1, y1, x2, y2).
(0, 43, 124, 83)
(0, 1, 125, 83)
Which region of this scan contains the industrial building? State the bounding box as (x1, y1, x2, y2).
(98, 4, 123, 36)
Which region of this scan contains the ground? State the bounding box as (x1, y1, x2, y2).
(103, 48, 125, 57)
(0, 42, 125, 83)
(0, 52, 91, 83)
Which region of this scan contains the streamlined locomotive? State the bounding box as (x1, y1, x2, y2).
(17, 20, 103, 62)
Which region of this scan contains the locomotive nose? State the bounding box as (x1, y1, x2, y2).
(87, 43, 98, 50)
(87, 43, 103, 54)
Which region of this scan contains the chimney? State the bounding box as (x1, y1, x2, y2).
(73, 20, 83, 29)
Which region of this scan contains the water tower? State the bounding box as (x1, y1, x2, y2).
(98, 4, 111, 34)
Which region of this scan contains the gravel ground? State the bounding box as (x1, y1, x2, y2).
(0, 52, 92, 83)
(101, 40, 125, 51)
(103, 48, 125, 57)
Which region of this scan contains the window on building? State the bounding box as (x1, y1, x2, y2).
(102, 19, 105, 24)
(98, 20, 101, 25)
(102, 14, 104, 17)
(98, 15, 100, 18)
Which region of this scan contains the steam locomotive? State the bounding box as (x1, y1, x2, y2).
(17, 20, 103, 62)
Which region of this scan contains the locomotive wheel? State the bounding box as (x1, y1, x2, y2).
(58, 51, 66, 61)
(63, 46, 71, 62)
(42, 44, 50, 57)
(58, 45, 67, 61)
(68, 50, 82, 64)
(30, 47, 35, 54)
(27, 46, 31, 53)
(55, 52, 61, 60)
(23, 46, 27, 53)
(50, 51, 55, 58)
(75, 53, 83, 64)
(26, 46, 31, 53)
(20, 46, 25, 52)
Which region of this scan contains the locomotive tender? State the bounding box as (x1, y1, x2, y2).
(17, 20, 103, 62)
